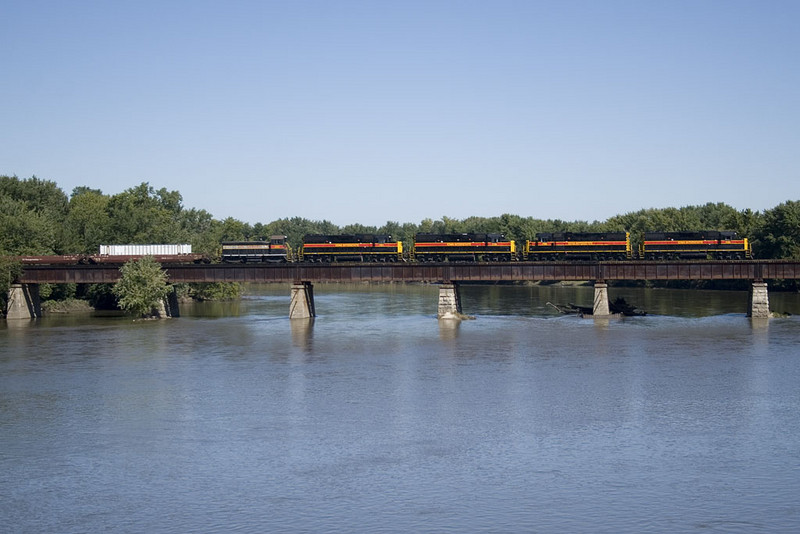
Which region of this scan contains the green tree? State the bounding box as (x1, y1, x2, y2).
(0, 255, 23, 314)
(112, 256, 171, 317)
(264, 217, 339, 249)
(216, 216, 252, 242)
(341, 223, 379, 235)
(0, 175, 69, 254)
(754, 201, 800, 259)
(190, 282, 242, 301)
(0, 195, 59, 254)
(65, 188, 111, 253)
(106, 183, 187, 244)
(0, 175, 69, 219)
(82, 283, 117, 310)
(180, 208, 219, 257)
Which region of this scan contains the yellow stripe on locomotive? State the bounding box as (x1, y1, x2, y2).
(221, 235, 291, 263)
(299, 234, 402, 262)
(523, 232, 631, 260)
(641, 231, 750, 260)
(412, 233, 516, 262)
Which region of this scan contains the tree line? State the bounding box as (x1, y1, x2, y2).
(2, 174, 799, 309)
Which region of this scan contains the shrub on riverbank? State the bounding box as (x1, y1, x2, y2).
(113, 256, 171, 318)
(41, 298, 93, 314)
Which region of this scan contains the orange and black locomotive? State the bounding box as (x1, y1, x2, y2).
(299, 234, 403, 263)
(412, 233, 516, 262)
(524, 232, 632, 261)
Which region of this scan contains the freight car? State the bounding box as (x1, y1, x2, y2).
(299, 234, 403, 262)
(412, 233, 516, 262)
(221, 236, 290, 263)
(640, 231, 751, 260)
(524, 232, 631, 261)
(17, 255, 89, 265)
(17, 252, 207, 265)
(98, 244, 194, 256)
(89, 254, 207, 264)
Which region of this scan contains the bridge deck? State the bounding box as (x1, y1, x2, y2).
(16, 260, 800, 284)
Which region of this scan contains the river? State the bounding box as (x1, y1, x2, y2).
(2, 284, 800, 533)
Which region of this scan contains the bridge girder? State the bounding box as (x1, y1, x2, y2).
(14, 260, 800, 284)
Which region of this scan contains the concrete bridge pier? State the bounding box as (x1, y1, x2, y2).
(437, 283, 463, 319)
(150, 287, 180, 318)
(157, 287, 180, 318)
(5, 283, 42, 320)
(593, 282, 610, 316)
(290, 282, 316, 319)
(165, 287, 180, 317)
(748, 281, 770, 318)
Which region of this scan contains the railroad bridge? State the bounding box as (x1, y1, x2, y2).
(7, 260, 800, 320)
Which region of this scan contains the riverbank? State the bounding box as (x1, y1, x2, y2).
(40, 298, 94, 314)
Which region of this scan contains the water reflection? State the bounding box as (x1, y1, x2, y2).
(750, 317, 771, 348)
(591, 314, 615, 330)
(4, 284, 800, 533)
(182, 299, 243, 317)
(3, 318, 38, 330)
(16, 283, 786, 325)
(290, 318, 315, 351)
(456, 284, 759, 318)
(437, 318, 461, 340)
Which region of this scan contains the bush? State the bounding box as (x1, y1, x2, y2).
(112, 256, 171, 317)
(189, 282, 242, 301)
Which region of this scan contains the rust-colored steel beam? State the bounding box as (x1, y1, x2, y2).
(15, 260, 800, 284)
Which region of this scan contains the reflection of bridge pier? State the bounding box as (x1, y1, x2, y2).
(290, 317, 314, 349)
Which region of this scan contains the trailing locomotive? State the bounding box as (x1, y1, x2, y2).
(640, 231, 751, 260)
(221, 236, 290, 263)
(524, 232, 631, 261)
(412, 233, 516, 262)
(299, 234, 403, 262)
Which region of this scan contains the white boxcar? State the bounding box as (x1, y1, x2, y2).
(98, 244, 193, 256)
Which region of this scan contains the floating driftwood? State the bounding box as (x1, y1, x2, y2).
(546, 302, 592, 316)
(547, 298, 646, 317)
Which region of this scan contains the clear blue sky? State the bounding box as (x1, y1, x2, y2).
(2, 0, 798, 226)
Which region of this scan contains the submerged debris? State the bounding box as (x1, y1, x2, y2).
(546, 297, 646, 317)
(610, 297, 647, 316)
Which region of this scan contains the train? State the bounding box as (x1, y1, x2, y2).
(299, 234, 403, 263)
(640, 231, 751, 260)
(14, 231, 753, 266)
(17, 244, 208, 266)
(412, 233, 515, 262)
(219, 231, 751, 263)
(221, 236, 291, 263)
(524, 232, 631, 261)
